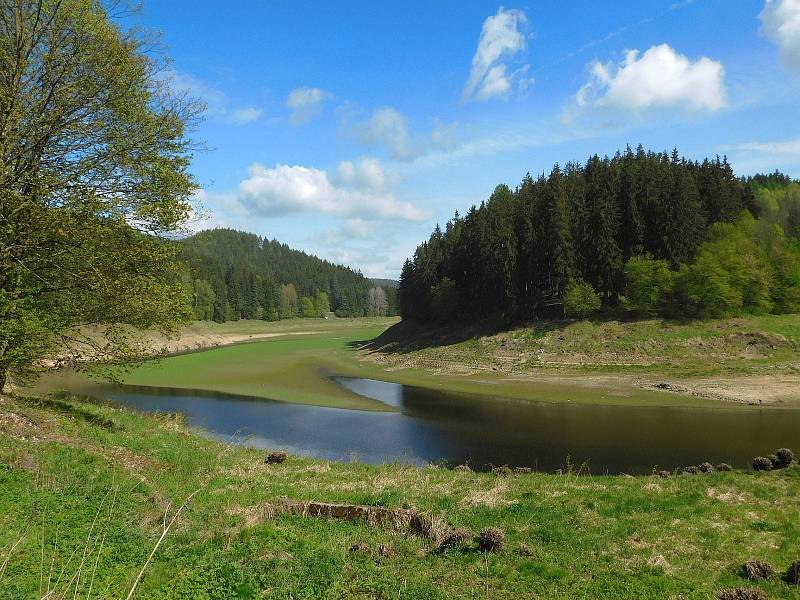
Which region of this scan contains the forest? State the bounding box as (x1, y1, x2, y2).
(178, 229, 398, 322)
(399, 147, 800, 323)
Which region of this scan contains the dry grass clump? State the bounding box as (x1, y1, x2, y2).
(699, 462, 715, 473)
(377, 543, 395, 557)
(265, 451, 288, 464)
(513, 466, 532, 474)
(492, 465, 513, 477)
(477, 527, 505, 553)
(774, 448, 794, 469)
(717, 588, 768, 600)
(437, 528, 471, 552)
(751, 457, 773, 472)
(716, 463, 733, 472)
(657, 470, 671, 478)
(740, 560, 775, 580)
(784, 560, 800, 584)
(516, 543, 533, 557)
(452, 464, 471, 472)
(683, 466, 700, 475)
(349, 542, 371, 554)
(766, 454, 780, 469)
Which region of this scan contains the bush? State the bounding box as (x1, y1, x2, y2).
(716, 463, 733, 472)
(477, 527, 505, 553)
(657, 470, 671, 478)
(683, 466, 700, 475)
(774, 448, 794, 468)
(767, 454, 780, 469)
(516, 543, 534, 557)
(624, 255, 676, 315)
(563, 279, 601, 319)
(699, 462, 714, 473)
(437, 528, 471, 552)
(740, 560, 775, 580)
(265, 451, 288, 464)
(751, 456, 773, 471)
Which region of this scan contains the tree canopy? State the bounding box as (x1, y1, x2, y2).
(0, 0, 199, 389)
(399, 147, 797, 323)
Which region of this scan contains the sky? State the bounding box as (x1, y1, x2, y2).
(131, 0, 800, 279)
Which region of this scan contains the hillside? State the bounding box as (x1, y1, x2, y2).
(178, 229, 398, 321)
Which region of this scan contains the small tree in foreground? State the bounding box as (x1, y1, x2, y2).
(563, 279, 601, 319)
(0, 0, 201, 390)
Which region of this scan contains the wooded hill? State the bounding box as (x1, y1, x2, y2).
(399, 147, 800, 323)
(178, 229, 398, 321)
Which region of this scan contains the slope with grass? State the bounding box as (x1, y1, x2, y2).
(1, 392, 799, 599)
(360, 314, 800, 407)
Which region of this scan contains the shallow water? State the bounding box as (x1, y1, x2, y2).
(53, 375, 800, 474)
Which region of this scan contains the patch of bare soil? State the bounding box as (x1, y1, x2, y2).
(641, 375, 800, 406)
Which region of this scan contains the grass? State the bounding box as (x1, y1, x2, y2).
(43, 315, 789, 411)
(2, 392, 800, 599)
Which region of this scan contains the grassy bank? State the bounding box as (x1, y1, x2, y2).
(41, 316, 765, 411)
(1, 392, 799, 599)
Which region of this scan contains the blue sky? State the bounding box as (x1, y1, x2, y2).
(133, 0, 800, 278)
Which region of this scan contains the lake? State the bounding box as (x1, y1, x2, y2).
(55, 376, 800, 474)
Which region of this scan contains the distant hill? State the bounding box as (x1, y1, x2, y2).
(178, 229, 398, 321)
(371, 278, 399, 289)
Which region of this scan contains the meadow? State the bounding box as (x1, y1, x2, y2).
(1, 392, 799, 599)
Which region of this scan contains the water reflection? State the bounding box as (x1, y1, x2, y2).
(64, 378, 800, 474)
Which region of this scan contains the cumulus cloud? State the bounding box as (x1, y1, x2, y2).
(234, 160, 429, 222)
(286, 87, 330, 126)
(761, 0, 800, 69)
(572, 44, 726, 114)
(462, 7, 530, 102)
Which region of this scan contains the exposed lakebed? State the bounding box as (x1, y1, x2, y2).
(52, 375, 800, 474)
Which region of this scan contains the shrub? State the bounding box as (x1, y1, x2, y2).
(716, 463, 733, 472)
(740, 560, 775, 580)
(785, 560, 800, 584)
(624, 255, 676, 315)
(717, 589, 768, 600)
(699, 462, 714, 473)
(683, 466, 700, 475)
(774, 448, 794, 468)
(265, 451, 288, 464)
(563, 279, 601, 319)
(657, 470, 671, 478)
(766, 454, 780, 469)
(477, 527, 505, 553)
(751, 456, 773, 471)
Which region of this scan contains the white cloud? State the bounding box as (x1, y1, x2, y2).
(572, 44, 726, 114)
(347, 107, 458, 162)
(724, 137, 800, 155)
(234, 161, 429, 222)
(159, 70, 262, 125)
(761, 0, 800, 69)
(462, 7, 530, 102)
(229, 107, 263, 125)
(286, 87, 330, 126)
(334, 157, 390, 191)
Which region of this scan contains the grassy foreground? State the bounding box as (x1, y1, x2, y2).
(2, 392, 799, 599)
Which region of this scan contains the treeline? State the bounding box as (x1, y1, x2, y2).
(399, 147, 800, 322)
(178, 229, 398, 322)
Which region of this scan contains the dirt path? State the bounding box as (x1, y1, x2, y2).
(159, 330, 323, 354)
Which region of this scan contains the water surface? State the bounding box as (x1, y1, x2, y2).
(59, 376, 800, 474)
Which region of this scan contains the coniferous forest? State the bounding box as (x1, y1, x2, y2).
(400, 147, 800, 323)
(178, 229, 398, 322)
